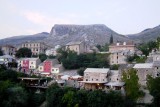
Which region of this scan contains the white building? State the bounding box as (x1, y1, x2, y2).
(45, 45, 61, 56)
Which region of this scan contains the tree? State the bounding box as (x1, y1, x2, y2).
(0, 48, 3, 56)
(4, 86, 28, 107)
(122, 68, 140, 100)
(110, 34, 113, 44)
(147, 75, 160, 106)
(77, 68, 86, 76)
(39, 53, 47, 62)
(15, 48, 32, 58)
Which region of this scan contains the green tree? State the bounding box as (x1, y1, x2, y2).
(147, 75, 160, 106)
(15, 48, 32, 58)
(39, 53, 47, 62)
(122, 68, 140, 100)
(0, 48, 3, 56)
(110, 34, 113, 44)
(4, 86, 28, 107)
(77, 68, 86, 76)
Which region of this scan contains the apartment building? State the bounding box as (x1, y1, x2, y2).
(21, 42, 47, 55)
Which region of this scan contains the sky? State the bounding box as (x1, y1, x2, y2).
(0, 0, 160, 39)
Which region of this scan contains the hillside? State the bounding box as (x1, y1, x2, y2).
(44, 24, 130, 46)
(0, 32, 49, 46)
(127, 25, 160, 42)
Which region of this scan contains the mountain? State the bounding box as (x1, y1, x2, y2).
(127, 25, 160, 42)
(0, 32, 49, 46)
(44, 24, 130, 46)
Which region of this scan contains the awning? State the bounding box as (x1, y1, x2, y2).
(104, 82, 125, 87)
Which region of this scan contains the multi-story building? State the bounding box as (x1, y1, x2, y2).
(0, 45, 16, 56)
(66, 41, 88, 55)
(17, 58, 41, 73)
(133, 63, 155, 86)
(81, 68, 110, 90)
(109, 41, 141, 65)
(21, 42, 47, 55)
(38, 59, 63, 76)
(109, 41, 136, 52)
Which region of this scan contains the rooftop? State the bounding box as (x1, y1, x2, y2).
(66, 41, 83, 46)
(18, 58, 39, 61)
(84, 68, 110, 73)
(133, 63, 153, 69)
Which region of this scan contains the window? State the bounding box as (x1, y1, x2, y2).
(86, 79, 88, 81)
(157, 67, 159, 69)
(92, 79, 93, 81)
(117, 78, 119, 81)
(40, 67, 42, 70)
(96, 79, 98, 81)
(127, 75, 130, 79)
(31, 62, 33, 64)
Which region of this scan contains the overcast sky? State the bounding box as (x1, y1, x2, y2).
(0, 0, 160, 39)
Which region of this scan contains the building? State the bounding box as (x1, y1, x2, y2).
(0, 55, 16, 67)
(38, 59, 63, 76)
(109, 41, 142, 65)
(133, 63, 155, 86)
(66, 41, 87, 55)
(104, 70, 125, 93)
(109, 41, 136, 52)
(0, 45, 16, 56)
(17, 58, 41, 73)
(45, 45, 61, 56)
(110, 50, 135, 65)
(21, 42, 47, 55)
(81, 68, 110, 90)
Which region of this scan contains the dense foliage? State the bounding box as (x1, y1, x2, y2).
(96, 43, 109, 52)
(126, 54, 146, 63)
(57, 49, 109, 69)
(147, 75, 160, 107)
(122, 68, 142, 100)
(15, 48, 32, 58)
(46, 84, 130, 107)
(39, 53, 47, 62)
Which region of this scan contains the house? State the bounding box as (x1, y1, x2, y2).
(38, 59, 63, 76)
(81, 68, 110, 90)
(104, 70, 125, 93)
(147, 50, 160, 62)
(133, 63, 155, 86)
(17, 58, 41, 73)
(0, 45, 16, 56)
(66, 41, 87, 55)
(21, 41, 47, 55)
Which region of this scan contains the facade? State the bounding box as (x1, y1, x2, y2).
(17, 58, 41, 73)
(81, 68, 110, 90)
(109, 41, 136, 52)
(66, 41, 87, 55)
(110, 50, 134, 65)
(38, 59, 63, 75)
(133, 63, 155, 86)
(21, 42, 47, 55)
(104, 70, 125, 92)
(0, 45, 16, 56)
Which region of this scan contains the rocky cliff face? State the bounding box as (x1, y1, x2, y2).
(127, 25, 160, 42)
(45, 24, 130, 46)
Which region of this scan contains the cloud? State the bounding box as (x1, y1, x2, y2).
(23, 11, 72, 26)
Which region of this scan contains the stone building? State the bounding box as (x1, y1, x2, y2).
(133, 63, 155, 86)
(66, 41, 88, 55)
(81, 68, 110, 90)
(21, 42, 47, 55)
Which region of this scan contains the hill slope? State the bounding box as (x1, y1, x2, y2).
(0, 32, 49, 46)
(127, 25, 160, 42)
